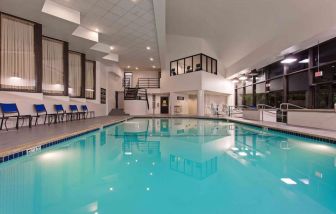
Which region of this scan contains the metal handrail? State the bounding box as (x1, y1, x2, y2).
(279, 103, 305, 124)
(279, 103, 305, 110)
(257, 104, 277, 110)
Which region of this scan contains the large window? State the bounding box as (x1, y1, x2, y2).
(267, 78, 283, 107)
(170, 54, 217, 76)
(42, 37, 65, 95)
(256, 82, 266, 105)
(288, 72, 309, 107)
(244, 84, 253, 107)
(68, 52, 83, 97)
(265, 62, 283, 78)
(237, 88, 244, 106)
(0, 14, 37, 91)
(85, 60, 95, 99)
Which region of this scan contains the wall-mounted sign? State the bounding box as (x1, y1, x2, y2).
(314, 70, 323, 77)
(177, 96, 184, 100)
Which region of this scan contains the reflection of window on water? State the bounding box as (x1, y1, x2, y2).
(122, 139, 161, 157)
(170, 155, 217, 180)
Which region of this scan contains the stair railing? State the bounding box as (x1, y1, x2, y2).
(279, 103, 305, 123)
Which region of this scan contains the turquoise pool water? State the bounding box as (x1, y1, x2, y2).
(1, 118, 336, 214)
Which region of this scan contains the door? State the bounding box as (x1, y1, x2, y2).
(160, 97, 169, 114)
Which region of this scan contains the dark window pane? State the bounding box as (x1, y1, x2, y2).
(315, 84, 332, 109)
(202, 55, 207, 71)
(207, 57, 212, 73)
(288, 50, 309, 73)
(237, 88, 243, 106)
(185, 57, 192, 73)
(267, 91, 283, 108)
(212, 59, 217, 74)
(256, 70, 265, 83)
(319, 38, 336, 64)
(256, 82, 266, 105)
(264, 62, 283, 78)
(313, 62, 336, 83)
(193, 55, 201, 71)
(288, 91, 306, 107)
(269, 78, 283, 91)
(244, 86, 253, 106)
(288, 71, 309, 92)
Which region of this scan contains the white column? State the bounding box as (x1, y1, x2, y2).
(197, 90, 205, 116)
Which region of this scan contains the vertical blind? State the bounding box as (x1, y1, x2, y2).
(42, 37, 64, 94)
(68, 52, 82, 97)
(0, 14, 36, 90)
(85, 61, 94, 99)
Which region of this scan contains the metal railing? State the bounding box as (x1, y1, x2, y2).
(123, 78, 131, 87)
(257, 104, 278, 122)
(228, 105, 255, 117)
(137, 78, 160, 88)
(124, 87, 149, 109)
(279, 103, 305, 123)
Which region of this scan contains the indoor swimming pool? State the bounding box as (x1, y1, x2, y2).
(1, 118, 336, 214)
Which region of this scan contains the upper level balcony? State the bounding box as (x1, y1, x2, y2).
(170, 53, 217, 76)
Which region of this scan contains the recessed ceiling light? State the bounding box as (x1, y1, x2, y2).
(281, 55, 297, 64)
(146, 46, 151, 50)
(95, 28, 99, 32)
(127, 65, 131, 68)
(152, 65, 156, 68)
(149, 57, 154, 61)
(110, 46, 114, 50)
(135, 67, 139, 70)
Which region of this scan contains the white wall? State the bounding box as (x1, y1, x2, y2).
(169, 92, 190, 115)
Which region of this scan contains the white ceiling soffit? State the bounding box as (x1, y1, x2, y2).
(90, 43, 113, 54)
(103, 53, 119, 62)
(72, 26, 99, 42)
(42, 0, 80, 24)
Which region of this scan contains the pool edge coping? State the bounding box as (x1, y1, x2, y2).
(0, 117, 132, 164)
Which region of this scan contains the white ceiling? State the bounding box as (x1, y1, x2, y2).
(166, 0, 336, 76)
(0, 0, 160, 71)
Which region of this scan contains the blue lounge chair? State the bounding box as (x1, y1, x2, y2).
(69, 105, 86, 120)
(54, 104, 73, 122)
(34, 104, 57, 125)
(0, 103, 33, 130)
(81, 105, 95, 119)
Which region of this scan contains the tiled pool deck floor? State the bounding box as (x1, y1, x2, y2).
(1, 114, 336, 160)
(0, 115, 131, 157)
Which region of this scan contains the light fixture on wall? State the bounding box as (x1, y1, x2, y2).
(146, 46, 151, 50)
(110, 46, 114, 50)
(281, 55, 297, 64)
(149, 57, 154, 61)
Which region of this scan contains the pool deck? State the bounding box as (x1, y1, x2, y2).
(1, 114, 336, 161)
(134, 114, 336, 142)
(0, 115, 131, 157)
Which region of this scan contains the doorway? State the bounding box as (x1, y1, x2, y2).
(160, 97, 169, 114)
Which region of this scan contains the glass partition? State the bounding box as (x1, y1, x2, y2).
(170, 54, 218, 76)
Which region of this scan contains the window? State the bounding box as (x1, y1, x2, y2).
(193, 55, 201, 71)
(207, 57, 212, 73)
(42, 37, 65, 95)
(315, 84, 332, 109)
(288, 50, 309, 73)
(0, 14, 36, 91)
(256, 82, 266, 105)
(185, 57, 192, 73)
(267, 78, 283, 107)
(245, 85, 253, 107)
(256, 70, 265, 83)
(313, 62, 336, 83)
(288, 72, 309, 107)
(68, 52, 82, 97)
(202, 54, 207, 71)
(170, 61, 177, 75)
(265, 62, 283, 78)
(177, 59, 184, 74)
(318, 38, 336, 64)
(85, 60, 95, 99)
(237, 88, 244, 106)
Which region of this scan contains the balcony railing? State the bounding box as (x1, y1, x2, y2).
(170, 53, 217, 76)
(137, 78, 160, 88)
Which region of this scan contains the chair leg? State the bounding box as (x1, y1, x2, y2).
(0, 118, 3, 130)
(44, 115, 47, 124)
(4, 118, 8, 131)
(35, 116, 39, 126)
(16, 117, 19, 129)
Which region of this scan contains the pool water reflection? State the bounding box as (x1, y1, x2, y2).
(1, 118, 336, 214)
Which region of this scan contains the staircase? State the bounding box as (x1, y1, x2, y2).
(124, 87, 149, 109)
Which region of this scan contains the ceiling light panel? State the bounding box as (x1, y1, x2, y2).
(103, 53, 119, 62)
(90, 43, 113, 54)
(72, 26, 99, 42)
(42, 0, 80, 24)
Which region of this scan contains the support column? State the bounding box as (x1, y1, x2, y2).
(197, 90, 205, 116)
